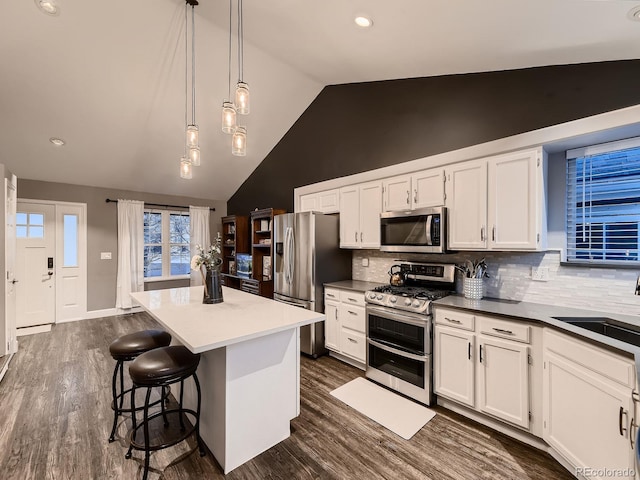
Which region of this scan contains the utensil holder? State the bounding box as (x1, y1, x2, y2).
(463, 278, 483, 300)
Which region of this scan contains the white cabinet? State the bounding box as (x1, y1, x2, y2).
(339, 181, 382, 249)
(382, 169, 445, 212)
(298, 189, 339, 214)
(324, 287, 367, 367)
(543, 329, 636, 479)
(446, 147, 546, 251)
(434, 308, 532, 430)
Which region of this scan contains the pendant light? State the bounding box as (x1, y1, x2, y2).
(186, 1, 200, 166)
(234, 0, 249, 115)
(221, 0, 236, 134)
(232, 126, 246, 156)
(180, 156, 193, 179)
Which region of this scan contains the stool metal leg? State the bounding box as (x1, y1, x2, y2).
(125, 383, 136, 460)
(193, 373, 206, 457)
(108, 360, 121, 442)
(142, 387, 152, 480)
(161, 386, 169, 428)
(119, 361, 125, 409)
(178, 379, 186, 432)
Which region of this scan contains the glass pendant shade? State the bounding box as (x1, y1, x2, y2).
(235, 82, 250, 115)
(222, 101, 236, 134)
(186, 125, 199, 148)
(232, 126, 247, 156)
(180, 156, 193, 179)
(188, 145, 200, 166)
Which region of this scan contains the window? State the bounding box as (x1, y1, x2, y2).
(566, 137, 640, 265)
(143, 210, 190, 279)
(16, 212, 44, 238)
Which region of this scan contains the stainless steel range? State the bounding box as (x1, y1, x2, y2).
(365, 262, 455, 405)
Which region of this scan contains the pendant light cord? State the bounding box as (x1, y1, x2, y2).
(184, 2, 188, 153)
(237, 0, 243, 82)
(227, 0, 232, 100)
(191, 4, 196, 124)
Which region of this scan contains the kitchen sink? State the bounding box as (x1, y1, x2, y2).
(552, 316, 640, 348)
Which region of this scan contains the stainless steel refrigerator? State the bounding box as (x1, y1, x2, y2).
(274, 212, 351, 357)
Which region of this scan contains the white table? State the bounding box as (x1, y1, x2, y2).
(130, 286, 323, 473)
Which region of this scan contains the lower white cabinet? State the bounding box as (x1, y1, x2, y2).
(434, 308, 532, 430)
(324, 287, 366, 366)
(543, 329, 636, 479)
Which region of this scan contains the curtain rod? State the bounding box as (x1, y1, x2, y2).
(105, 198, 215, 211)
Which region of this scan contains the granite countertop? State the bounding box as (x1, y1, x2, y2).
(324, 280, 386, 293)
(434, 295, 640, 378)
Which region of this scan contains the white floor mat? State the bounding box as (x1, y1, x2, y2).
(330, 377, 436, 440)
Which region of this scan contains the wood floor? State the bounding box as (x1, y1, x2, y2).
(0, 313, 574, 480)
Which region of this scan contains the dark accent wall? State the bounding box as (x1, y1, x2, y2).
(228, 60, 640, 214)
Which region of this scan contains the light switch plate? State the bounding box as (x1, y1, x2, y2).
(101, 252, 112, 260)
(361, 258, 369, 267)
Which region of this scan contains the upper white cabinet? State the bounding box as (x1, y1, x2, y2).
(298, 188, 339, 214)
(382, 169, 445, 212)
(446, 147, 546, 251)
(339, 181, 382, 249)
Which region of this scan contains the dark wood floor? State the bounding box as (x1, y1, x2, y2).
(0, 313, 574, 480)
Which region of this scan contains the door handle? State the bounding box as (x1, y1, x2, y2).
(11, 279, 18, 284)
(48, 271, 54, 276)
(620, 407, 628, 436)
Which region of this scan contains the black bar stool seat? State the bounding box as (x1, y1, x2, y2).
(126, 345, 205, 480)
(108, 330, 172, 443)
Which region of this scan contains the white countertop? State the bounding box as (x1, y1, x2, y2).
(131, 286, 324, 354)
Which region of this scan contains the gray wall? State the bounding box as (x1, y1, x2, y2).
(17, 179, 227, 311)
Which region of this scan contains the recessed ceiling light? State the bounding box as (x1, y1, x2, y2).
(49, 137, 65, 146)
(34, 0, 60, 16)
(354, 16, 373, 28)
(627, 6, 640, 22)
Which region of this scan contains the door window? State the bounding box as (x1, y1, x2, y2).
(16, 212, 45, 238)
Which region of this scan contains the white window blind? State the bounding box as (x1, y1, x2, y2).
(566, 138, 640, 264)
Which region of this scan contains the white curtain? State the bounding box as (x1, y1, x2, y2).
(115, 199, 144, 309)
(189, 205, 211, 286)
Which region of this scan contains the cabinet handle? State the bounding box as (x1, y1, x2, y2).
(630, 418, 637, 449)
(414, 189, 418, 204)
(335, 309, 338, 319)
(444, 317, 461, 324)
(492, 328, 514, 335)
(348, 310, 357, 315)
(480, 226, 485, 242)
(326, 293, 336, 298)
(479, 344, 483, 363)
(406, 190, 410, 205)
(468, 342, 471, 360)
(348, 297, 357, 302)
(620, 407, 628, 436)
(492, 226, 496, 241)
(360, 232, 363, 242)
(348, 337, 357, 343)
(355, 232, 357, 242)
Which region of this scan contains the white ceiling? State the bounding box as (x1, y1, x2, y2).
(1, 0, 640, 202)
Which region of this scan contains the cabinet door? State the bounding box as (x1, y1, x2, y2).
(339, 185, 360, 248)
(488, 149, 539, 250)
(412, 169, 445, 209)
(358, 182, 383, 248)
(446, 160, 487, 250)
(299, 193, 317, 212)
(543, 350, 635, 479)
(324, 300, 340, 351)
(434, 325, 475, 407)
(478, 335, 530, 429)
(340, 328, 366, 362)
(317, 189, 339, 214)
(382, 175, 411, 212)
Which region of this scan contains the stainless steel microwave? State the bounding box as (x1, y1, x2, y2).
(380, 206, 446, 253)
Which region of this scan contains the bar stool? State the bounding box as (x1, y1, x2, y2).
(126, 345, 205, 480)
(108, 330, 172, 442)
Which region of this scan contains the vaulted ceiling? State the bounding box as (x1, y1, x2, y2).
(2, 0, 640, 201)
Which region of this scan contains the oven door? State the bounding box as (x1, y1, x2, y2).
(366, 305, 431, 355)
(366, 339, 433, 405)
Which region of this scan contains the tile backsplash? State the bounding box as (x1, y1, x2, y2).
(352, 250, 640, 316)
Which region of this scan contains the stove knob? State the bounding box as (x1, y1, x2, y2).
(368, 292, 377, 300)
(389, 296, 397, 303)
(404, 298, 412, 306)
(376, 294, 383, 300)
(412, 299, 421, 308)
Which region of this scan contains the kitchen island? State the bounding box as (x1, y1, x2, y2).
(130, 286, 324, 474)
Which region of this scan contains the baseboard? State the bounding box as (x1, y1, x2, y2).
(56, 306, 144, 324)
(17, 324, 52, 336)
(328, 351, 366, 371)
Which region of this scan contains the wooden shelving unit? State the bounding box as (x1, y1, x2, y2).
(220, 215, 249, 290)
(243, 207, 286, 298)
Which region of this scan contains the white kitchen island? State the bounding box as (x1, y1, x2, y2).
(130, 286, 324, 474)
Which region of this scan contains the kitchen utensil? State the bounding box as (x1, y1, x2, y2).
(389, 265, 406, 286)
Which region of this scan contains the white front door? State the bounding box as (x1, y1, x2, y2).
(16, 202, 55, 328)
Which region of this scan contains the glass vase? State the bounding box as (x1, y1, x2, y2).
(204, 269, 224, 304)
